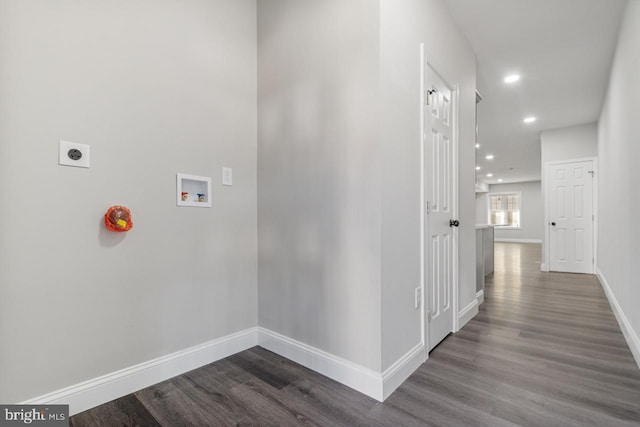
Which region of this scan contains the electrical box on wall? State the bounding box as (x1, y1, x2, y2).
(176, 173, 212, 208)
(59, 140, 90, 168)
(222, 167, 233, 186)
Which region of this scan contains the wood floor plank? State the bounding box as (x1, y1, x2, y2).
(224, 379, 318, 427)
(227, 349, 299, 390)
(383, 378, 520, 427)
(281, 378, 383, 427)
(430, 340, 640, 420)
(134, 376, 246, 426)
(70, 394, 160, 427)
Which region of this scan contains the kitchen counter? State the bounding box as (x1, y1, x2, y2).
(476, 225, 494, 299)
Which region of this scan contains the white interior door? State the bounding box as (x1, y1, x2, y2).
(548, 160, 594, 274)
(425, 64, 457, 351)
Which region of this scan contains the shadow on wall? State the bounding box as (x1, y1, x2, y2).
(98, 217, 128, 247)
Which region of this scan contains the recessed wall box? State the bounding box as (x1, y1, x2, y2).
(177, 173, 212, 208)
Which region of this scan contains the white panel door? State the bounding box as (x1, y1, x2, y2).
(425, 64, 457, 351)
(548, 160, 594, 274)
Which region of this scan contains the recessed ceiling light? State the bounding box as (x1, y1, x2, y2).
(504, 74, 520, 84)
(498, 179, 504, 182)
(486, 154, 494, 160)
(475, 143, 480, 149)
(487, 173, 493, 177)
(523, 116, 536, 123)
(476, 166, 481, 171)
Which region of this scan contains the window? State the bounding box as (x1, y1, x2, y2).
(488, 192, 521, 228)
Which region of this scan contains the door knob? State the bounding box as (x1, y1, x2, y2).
(551, 222, 556, 226)
(449, 219, 460, 227)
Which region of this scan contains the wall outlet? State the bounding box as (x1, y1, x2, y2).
(222, 167, 233, 186)
(415, 287, 422, 309)
(59, 140, 90, 168)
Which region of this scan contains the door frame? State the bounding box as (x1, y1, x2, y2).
(542, 157, 598, 274)
(420, 47, 460, 355)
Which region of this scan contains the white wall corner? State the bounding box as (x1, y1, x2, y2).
(458, 299, 479, 330)
(257, 327, 384, 401)
(381, 343, 426, 401)
(476, 290, 485, 305)
(21, 328, 259, 416)
(596, 269, 640, 370)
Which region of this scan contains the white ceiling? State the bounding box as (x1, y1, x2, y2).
(445, 0, 628, 184)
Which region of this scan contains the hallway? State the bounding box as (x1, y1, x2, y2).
(71, 243, 640, 426)
(419, 242, 640, 425)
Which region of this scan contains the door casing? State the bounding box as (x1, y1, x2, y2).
(543, 157, 598, 274)
(420, 47, 460, 356)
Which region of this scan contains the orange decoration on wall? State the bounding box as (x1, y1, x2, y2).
(104, 205, 133, 232)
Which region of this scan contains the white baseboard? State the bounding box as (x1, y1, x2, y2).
(494, 238, 542, 243)
(596, 269, 640, 370)
(476, 290, 485, 305)
(381, 343, 425, 400)
(257, 327, 424, 402)
(21, 328, 258, 416)
(457, 299, 479, 330)
(257, 327, 383, 401)
(21, 326, 426, 416)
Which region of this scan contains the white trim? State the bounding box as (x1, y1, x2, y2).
(596, 269, 640, 370)
(458, 299, 479, 329)
(419, 43, 427, 354)
(476, 290, 485, 305)
(21, 328, 258, 416)
(176, 173, 213, 208)
(21, 325, 434, 417)
(545, 157, 598, 165)
(452, 80, 460, 333)
(495, 238, 542, 244)
(257, 328, 425, 402)
(452, 79, 460, 333)
(422, 56, 460, 341)
(258, 328, 383, 401)
(592, 158, 599, 273)
(381, 343, 425, 400)
(543, 157, 597, 274)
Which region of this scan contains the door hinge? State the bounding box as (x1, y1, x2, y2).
(425, 89, 437, 106)
(427, 310, 433, 322)
(426, 200, 431, 215)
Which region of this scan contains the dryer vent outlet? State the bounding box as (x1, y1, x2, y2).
(59, 140, 90, 168)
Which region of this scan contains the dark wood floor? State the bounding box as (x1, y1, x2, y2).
(71, 243, 640, 426)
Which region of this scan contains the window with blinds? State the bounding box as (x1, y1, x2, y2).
(488, 192, 521, 227)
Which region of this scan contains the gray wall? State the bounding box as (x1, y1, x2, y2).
(541, 122, 598, 165)
(598, 0, 640, 366)
(257, 0, 478, 373)
(0, 0, 258, 402)
(379, 0, 477, 370)
(488, 181, 543, 242)
(1, 0, 483, 403)
(257, 0, 382, 371)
